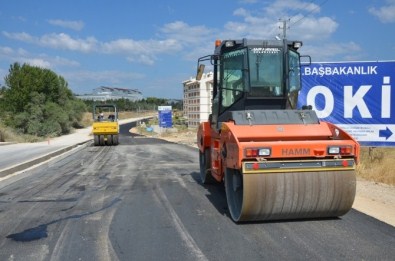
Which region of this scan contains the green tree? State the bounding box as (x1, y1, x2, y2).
(1, 62, 87, 137)
(0, 85, 6, 95)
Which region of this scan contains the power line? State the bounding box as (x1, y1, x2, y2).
(288, 0, 317, 20)
(277, 0, 329, 39)
(290, 0, 329, 27)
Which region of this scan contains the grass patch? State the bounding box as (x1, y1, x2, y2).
(357, 147, 395, 185)
(0, 122, 44, 143)
(119, 110, 155, 119)
(80, 112, 94, 128)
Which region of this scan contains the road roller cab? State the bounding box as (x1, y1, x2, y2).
(196, 39, 360, 222)
(92, 104, 119, 146)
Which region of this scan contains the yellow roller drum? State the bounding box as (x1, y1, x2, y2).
(225, 168, 356, 222)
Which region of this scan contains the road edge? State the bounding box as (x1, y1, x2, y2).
(0, 140, 92, 178)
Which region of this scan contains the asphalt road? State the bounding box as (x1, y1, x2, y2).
(0, 123, 394, 261)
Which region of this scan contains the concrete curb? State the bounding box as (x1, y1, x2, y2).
(0, 142, 15, 146)
(0, 140, 91, 178)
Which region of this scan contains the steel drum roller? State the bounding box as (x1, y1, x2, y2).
(225, 168, 356, 222)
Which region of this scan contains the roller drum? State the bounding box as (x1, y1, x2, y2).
(225, 168, 356, 222)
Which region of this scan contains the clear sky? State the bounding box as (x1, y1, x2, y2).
(1, 0, 394, 99)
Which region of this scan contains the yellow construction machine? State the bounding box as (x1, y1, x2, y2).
(92, 104, 119, 146)
(197, 39, 360, 222)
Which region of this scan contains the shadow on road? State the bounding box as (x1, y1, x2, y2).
(190, 171, 230, 219)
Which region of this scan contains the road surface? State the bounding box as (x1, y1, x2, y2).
(0, 123, 394, 260)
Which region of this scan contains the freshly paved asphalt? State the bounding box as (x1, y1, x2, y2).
(0, 122, 394, 260)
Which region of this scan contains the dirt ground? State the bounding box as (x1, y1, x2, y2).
(130, 128, 395, 227)
(354, 178, 395, 226)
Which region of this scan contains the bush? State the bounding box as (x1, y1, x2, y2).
(0, 62, 87, 137)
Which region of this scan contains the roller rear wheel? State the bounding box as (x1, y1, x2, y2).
(199, 149, 215, 184)
(93, 135, 99, 146)
(112, 134, 119, 145)
(106, 135, 113, 146)
(99, 135, 105, 146)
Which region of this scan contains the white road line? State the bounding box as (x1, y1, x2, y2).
(154, 185, 208, 261)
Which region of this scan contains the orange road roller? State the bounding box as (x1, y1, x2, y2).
(196, 39, 359, 222)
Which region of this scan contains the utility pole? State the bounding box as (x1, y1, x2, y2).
(279, 19, 290, 39)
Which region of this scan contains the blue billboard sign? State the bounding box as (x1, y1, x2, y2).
(158, 106, 172, 128)
(299, 61, 395, 147)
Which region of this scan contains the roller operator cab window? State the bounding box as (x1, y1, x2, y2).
(219, 46, 301, 111)
(248, 47, 283, 97)
(221, 48, 246, 109)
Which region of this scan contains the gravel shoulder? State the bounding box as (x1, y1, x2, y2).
(354, 178, 395, 226)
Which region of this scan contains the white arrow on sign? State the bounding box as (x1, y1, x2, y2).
(337, 124, 395, 142)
